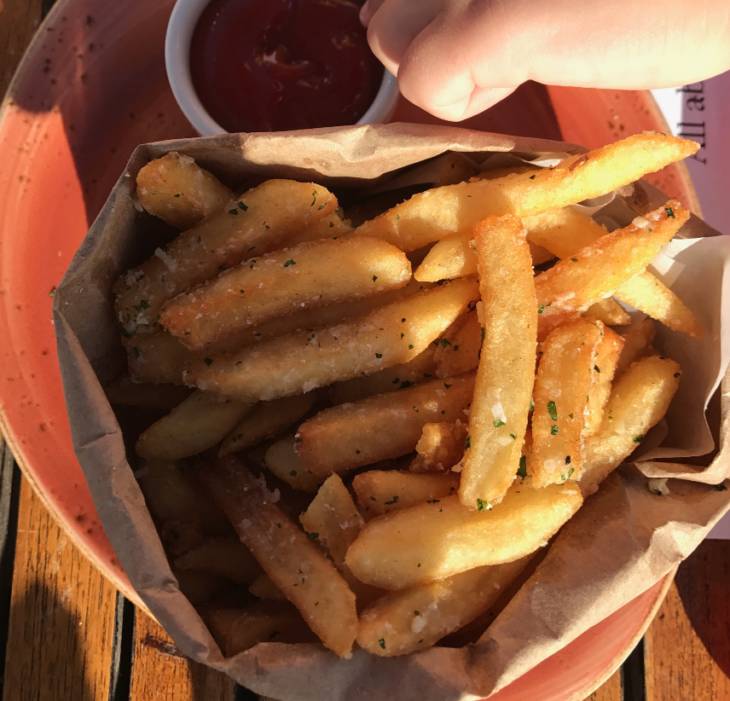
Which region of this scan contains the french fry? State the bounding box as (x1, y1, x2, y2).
(357, 556, 531, 656)
(585, 328, 625, 436)
(175, 569, 229, 605)
(531, 318, 604, 488)
(136, 152, 234, 229)
(136, 460, 230, 535)
(115, 180, 338, 340)
(345, 482, 583, 590)
(355, 133, 698, 251)
(295, 373, 475, 477)
(353, 471, 460, 516)
(525, 207, 702, 337)
(616, 319, 656, 377)
(161, 237, 412, 351)
(199, 455, 358, 657)
(249, 574, 288, 601)
(410, 421, 469, 473)
(458, 216, 536, 509)
(580, 355, 681, 495)
(174, 537, 263, 584)
(534, 202, 689, 338)
(203, 602, 317, 656)
(128, 331, 200, 385)
(184, 278, 479, 402)
(284, 211, 353, 245)
(136, 391, 254, 461)
(220, 394, 317, 456)
(328, 347, 437, 404)
(264, 435, 325, 492)
(433, 310, 482, 379)
(584, 298, 632, 326)
(105, 374, 193, 410)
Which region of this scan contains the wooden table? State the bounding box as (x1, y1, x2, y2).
(1, 2, 729, 700)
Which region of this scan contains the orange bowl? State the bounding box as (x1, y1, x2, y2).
(0, 0, 693, 695)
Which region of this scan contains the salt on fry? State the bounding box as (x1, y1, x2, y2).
(184, 278, 478, 402)
(161, 236, 411, 351)
(458, 215, 537, 509)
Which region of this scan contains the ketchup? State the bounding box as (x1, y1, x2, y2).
(189, 0, 384, 132)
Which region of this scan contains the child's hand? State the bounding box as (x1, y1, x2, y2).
(361, 0, 730, 121)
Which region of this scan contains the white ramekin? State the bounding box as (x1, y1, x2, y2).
(165, 0, 400, 136)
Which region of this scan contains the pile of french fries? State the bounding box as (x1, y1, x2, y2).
(108, 134, 700, 659)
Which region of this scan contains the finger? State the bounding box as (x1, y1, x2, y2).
(359, 0, 386, 27)
(366, 0, 444, 77)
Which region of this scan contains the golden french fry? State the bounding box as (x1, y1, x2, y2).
(284, 211, 353, 245)
(525, 207, 702, 337)
(184, 278, 479, 402)
(249, 574, 288, 601)
(433, 310, 482, 379)
(414, 232, 554, 282)
(458, 216, 536, 509)
(264, 435, 325, 492)
(296, 373, 475, 477)
(353, 471, 460, 516)
(220, 394, 317, 456)
(328, 347, 437, 404)
(136, 391, 254, 461)
(128, 331, 199, 385)
(410, 421, 469, 473)
(203, 602, 317, 656)
(136, 460, 230, 535)
(136, 152, 234, 229)
(161, 237, 412, 351)
(584, 298, 632, 326)
(354, 133, 698, 251)
(345, 482, 583, 590)
(535, 202, 689, 338)
(105, 374, 193, 409)
(580, 355, 681, 495)
(174, 537, 263, 584)
(199, 455, 357, 657)
(357, 557, 530, 656)
(585, 328, 625, 436)
(531, 318, 604, 488)
(616, 319, 656, 377)
(115, 180, 338, 340)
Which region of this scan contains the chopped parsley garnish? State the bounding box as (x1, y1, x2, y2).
(547, 400, 558, 421)
(439, 339, 451, 348)
(307, 532, 319, 540)
(204, 358, 213, 366)
(408, 344, 414, 350)
(311, 190, 317, 206)
(510, 433, 517, 440)
(355, 449, 360, 454)
(568, 413, 573, 419)
(571, 257, 578, 262)
(399, 380, 413, 389)
(493, 419, 505, 428)
(228, 208, 238, 215)
(567, 467, 575, 478)
(294, 436, 302, 443)
(240, 289, 245, 294)
(476, 499, 489, 512)
(375, 353, 382, 358)
(529, 398, 534, 412)
(426, 499, 440, 504)
(372, 275, 378, 281)
(384, 496, 399, 505)
(465, 435, 472, 449)
(219, 263, 226, 271)
(379, 639, 386, 649)
(444, 383, 451, 389)
(716, 483, 728, 491)
(330, 221, 334, 228)
(551, 425, 559, 435)
(529, 174, 536, 180)
(594, 365, 601, 373)
(665, 206, 675, 218)
(633, 435, 644, 443)
(674, 373, 681, 378)
(414, 610, 420, 616)
(263, 222, 270, 229)
(238, 201, 248, 211)
(396, 214, 400, 220)
(290, 470, 297, 476)
(453, 345, 459, 351)
(517, 456, 527, 478)
(538, 304, 545, 314)
(565, 455, 572, 464)
(400, 333, 404, 339)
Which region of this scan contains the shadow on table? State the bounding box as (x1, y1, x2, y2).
(1, 577, 96, 700)
(674, 541, 730, 678)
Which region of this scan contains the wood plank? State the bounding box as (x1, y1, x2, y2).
(583, 668, 622, 701)
(0, 0, 44, 98)
(2, 477, 118, 701)
(645, 540, 730, 701)
(130, 609, 236, 701)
